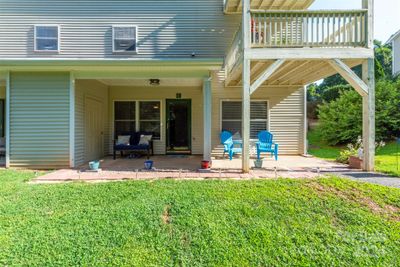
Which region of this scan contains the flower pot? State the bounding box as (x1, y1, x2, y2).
(201, 160, 211, 169)
(89, 160, 100, 171)
(144, 160, 153, 170)
(254, 159, 263, 168)
(349, 156, 363, 169)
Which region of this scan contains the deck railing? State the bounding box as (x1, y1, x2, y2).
(250, 10, 368, 48)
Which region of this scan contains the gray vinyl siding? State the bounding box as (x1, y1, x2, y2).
(0, 0, 240, 59)
(9, 72, 70, 168)
(75, 79, 109, 167)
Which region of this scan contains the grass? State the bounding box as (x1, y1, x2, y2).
(308, 129, 400, 177)
(1, 170, 400, 266)
(376, 142, 400, 177)
(308, 129, 342, 160)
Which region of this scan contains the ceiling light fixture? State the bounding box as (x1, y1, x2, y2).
(149, 79, 160, 86)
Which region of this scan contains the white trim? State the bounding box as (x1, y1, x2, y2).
(5, 71, 10, 168)
(219, 99, 270, 141)
(112, 25, 139, 54)
(33, 25, 60, 53)
(69, 72, 75, 168)
(245, 47, 374, 60)
(203, 77, 212, 160)
(112, 100, 162, 141)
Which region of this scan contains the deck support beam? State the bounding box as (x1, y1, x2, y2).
(362, 59, 375, 171)
(203, 76, 212, 161)
(250, 59, 285, 95)
(241, 0, 251, 173)
(328, 59, 368, 96)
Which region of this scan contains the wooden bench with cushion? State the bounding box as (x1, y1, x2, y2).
(113, 131, 154, 159)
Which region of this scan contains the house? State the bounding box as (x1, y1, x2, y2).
(387, 29, 400, 77)
(0, 0, 375, 172)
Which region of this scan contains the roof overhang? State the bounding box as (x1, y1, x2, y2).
(0, 58, 223, 79)
(386, 29, 400, 44)
(224, 0, 315, 14)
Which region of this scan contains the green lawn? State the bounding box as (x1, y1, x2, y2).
(308, 129, 342, 160)
(1, 170, 400, 266)
(308, 129, 400, 177)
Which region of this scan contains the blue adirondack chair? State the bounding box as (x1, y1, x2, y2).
(256, 131, 278, 161)
(220, 131, 242, 160)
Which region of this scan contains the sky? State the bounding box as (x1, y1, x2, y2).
(310, 0, 400, 42)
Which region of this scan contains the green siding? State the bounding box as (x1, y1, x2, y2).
(10, 72, 70, 168)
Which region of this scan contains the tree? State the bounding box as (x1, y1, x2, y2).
(317, 79, 400, 145)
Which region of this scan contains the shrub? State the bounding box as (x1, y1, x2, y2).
(317, 79, 400, 145)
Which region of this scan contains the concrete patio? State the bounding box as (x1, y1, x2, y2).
(32, 155, 353, 183)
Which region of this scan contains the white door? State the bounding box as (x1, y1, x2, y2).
(85, 97, 103, 162)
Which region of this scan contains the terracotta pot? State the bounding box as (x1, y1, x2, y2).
(349, 156, 363, 169)
(201, 160, 211, 169)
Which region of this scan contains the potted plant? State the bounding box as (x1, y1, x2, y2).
(254, 158, 263, 168)
(337, 137, 385, 169)
(201, 160, 211, 169)
(89, 160, 100, 171)
(144, 160, 154, 170)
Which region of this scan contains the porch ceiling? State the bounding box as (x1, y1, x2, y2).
(224, 0, 315, 14)
(226, 59, 364, 87)
(98, 78, 203, 87)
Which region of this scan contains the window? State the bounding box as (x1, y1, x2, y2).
(139, 101, 161, 139)
(34, 25, 59, 52)
(221, 101, 268, 139)
(114, 101, 161, 140)
(112, 26, 137, 53)
(115, 101, 136, 136)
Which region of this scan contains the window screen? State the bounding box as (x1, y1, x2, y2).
(221, 101, 268, 139)
(35, 25, 59, 51)
(113, 26, 137, 52)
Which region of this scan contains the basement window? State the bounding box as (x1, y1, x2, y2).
(112, 26, 138, 53)
(221, 100, 269, 139)
(34, 25, 59, 52)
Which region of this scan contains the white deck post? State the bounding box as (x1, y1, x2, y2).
(362, 0, 374, 49)
(202, 76, 212, 161)
(361, 0, 375, 171)
(69, 72, 75, 168)
(362, 59, 375, 171)
(242, 0, 251, 173)
(5, 71, 10, 168)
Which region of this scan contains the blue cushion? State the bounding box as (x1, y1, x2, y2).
(114, 144, 149, 150)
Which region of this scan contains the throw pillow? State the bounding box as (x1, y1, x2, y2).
(117, 135, 130, 146)
(138, 135, 152, 146)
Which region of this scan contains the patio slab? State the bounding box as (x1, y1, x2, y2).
(32, 155, 352, 183)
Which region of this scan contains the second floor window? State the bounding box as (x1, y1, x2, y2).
(112, 26, 137, 53)
(34, 25, 59, 52)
